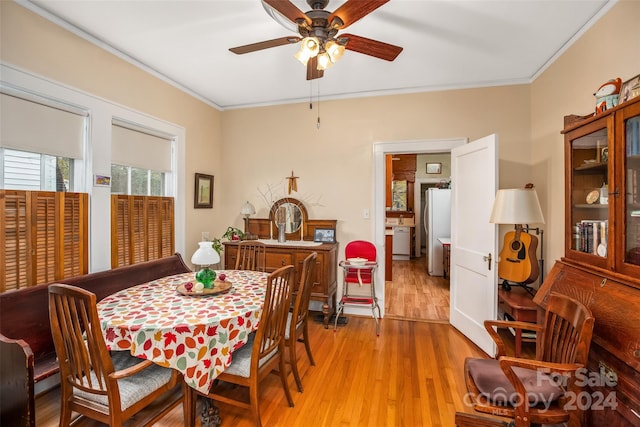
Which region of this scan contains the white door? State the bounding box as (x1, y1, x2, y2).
(449, 134, 499, 356)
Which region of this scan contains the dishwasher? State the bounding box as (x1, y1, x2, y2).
(392, 226, 411, 260)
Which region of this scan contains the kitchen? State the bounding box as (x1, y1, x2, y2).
(385, 153, 452, 322)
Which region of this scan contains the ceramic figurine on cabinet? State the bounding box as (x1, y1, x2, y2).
(594, 77, 622, 114)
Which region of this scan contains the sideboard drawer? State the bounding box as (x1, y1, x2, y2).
(265, 252, 293, 271)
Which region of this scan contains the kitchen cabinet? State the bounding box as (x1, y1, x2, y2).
(387, 154, 416, 212)
(391, 226, 411, 260)
(385, 229, 393, 281)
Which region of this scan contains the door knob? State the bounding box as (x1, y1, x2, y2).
(483, 253, 492, 270)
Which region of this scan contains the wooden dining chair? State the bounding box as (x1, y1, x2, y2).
(48, 283, 186, 427)
(235, 241, 267, 272)
(455, 292, 595, 427)
(200, 265, 295, 427)
(286, 252, 317, 392)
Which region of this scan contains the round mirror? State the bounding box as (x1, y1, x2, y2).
(276, 203, 302, 233)
(270, 198, 308, 236)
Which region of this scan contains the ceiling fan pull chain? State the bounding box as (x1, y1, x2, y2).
(309, 80, 313, 110)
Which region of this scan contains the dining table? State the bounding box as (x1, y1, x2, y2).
(97, 269, 269, 426)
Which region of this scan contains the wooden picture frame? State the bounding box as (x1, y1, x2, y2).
(314, 228, 336, 243)
(619, 74, 640, 104)
(426, 162, 442, 174)
(194, 173, 213, 208)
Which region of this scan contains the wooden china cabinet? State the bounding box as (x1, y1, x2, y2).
(533, 96, 640, 426)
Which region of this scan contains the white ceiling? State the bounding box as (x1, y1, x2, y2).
(25, 0, 613, 110)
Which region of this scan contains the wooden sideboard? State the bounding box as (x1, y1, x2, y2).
(223, 241, 338, 328)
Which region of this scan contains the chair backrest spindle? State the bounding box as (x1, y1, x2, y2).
(235, 241, 267, 272)
(539, 292, 594, 366)
(293, 252, 317, 329)
(254, 265, 294, 365)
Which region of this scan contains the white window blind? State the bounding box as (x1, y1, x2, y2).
(111, 123, 173, 172)
(0, 92, 86, 159)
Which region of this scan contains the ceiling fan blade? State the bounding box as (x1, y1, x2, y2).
(306, 57, 324, 80)
(263, 0, 311, 26)
(229, 36, 301, 54)
(329, 0, 390, 29)
(340, 33, 403, 61)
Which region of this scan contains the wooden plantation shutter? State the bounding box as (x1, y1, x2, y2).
(160, 197, 174, 259)
(0, 190, 88, 292)
(1, 191, 28, 291)
(111, 195, 174, 268)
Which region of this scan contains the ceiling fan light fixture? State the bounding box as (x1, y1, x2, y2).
(294, 49, 311, 65)
(301, 37, 320, 56)
(295, 36, 320, 66)
(325, 40, 345, 63)
(316, 52, 333, 70)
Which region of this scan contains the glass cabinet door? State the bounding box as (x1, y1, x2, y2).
(566, 117, 613, 269)
(621, 102, 640, 272)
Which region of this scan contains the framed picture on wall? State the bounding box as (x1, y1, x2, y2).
(426, 162, 442, 174)
(194, 173, 214, 208)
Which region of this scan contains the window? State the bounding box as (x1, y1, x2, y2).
(110, 122, 175, 266)
(110, 164, 165, 196)
(1, 89, 88, 291)
(2, 67, 186, 274)
(2, 148, 74, 191)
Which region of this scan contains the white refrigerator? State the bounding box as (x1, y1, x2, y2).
(423, 188, 451, 276)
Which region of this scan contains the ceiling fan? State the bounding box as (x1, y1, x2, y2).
(229, 0, 403, 80)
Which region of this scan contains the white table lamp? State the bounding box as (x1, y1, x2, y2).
(489, 187, 545, 225)
(489, 184, 545, 289)
(241, 201, 257, 239)
(191, 241, 220, 288)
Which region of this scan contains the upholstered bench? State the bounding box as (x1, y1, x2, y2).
(0, 253, 191, 425)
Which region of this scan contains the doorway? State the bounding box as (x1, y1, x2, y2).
(372, 138, 467, 322)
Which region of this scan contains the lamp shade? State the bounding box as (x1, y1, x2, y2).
(191, 241, 220, 266)
(489, 188, 545, 224)
(240, 201, 256, 216)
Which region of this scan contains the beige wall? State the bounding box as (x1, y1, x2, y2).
(531, 0, 640, 266)
(221, 85, 531, 247)
(1, 0, 639, 275)
(0, 1, 222, 255)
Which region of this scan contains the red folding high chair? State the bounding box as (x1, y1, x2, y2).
(334, 240, 381, 335)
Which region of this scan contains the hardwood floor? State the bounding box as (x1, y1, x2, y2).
(35, 316, 487, 426)
(385, 255, 450, 322)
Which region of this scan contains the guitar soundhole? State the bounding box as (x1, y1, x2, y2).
(510, 240, 522, 252)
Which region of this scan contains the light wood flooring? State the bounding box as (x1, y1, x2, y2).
(35, 316, 489, 426)
(385, 255, 450, 322)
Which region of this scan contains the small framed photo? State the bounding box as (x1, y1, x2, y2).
(314, 228, 336, 243)
(426, 162, 442, 174)
(620, 74, 640, 104)
(94, 175, 111, 187)
(194, 173, 214, 208)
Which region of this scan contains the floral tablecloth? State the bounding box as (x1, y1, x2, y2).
(97, 270, 268, 393)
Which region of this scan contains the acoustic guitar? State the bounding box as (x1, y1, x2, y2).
(498, 224, 539, 284)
